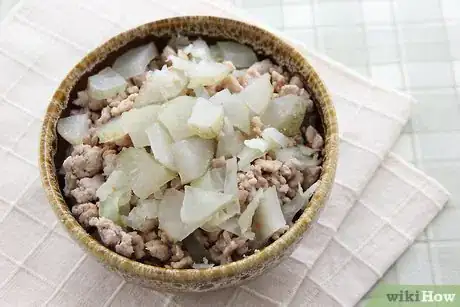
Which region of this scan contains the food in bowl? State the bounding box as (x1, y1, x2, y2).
(57, 35, 324, 269)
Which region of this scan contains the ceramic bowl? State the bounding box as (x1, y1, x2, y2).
(39, 16, 339, 292)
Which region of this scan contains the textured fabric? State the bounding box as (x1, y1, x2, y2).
(0, 0, 449, 306)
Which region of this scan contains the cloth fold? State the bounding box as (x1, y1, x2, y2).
(0, 0, 450, 306)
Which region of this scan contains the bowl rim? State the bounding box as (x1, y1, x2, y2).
(39, 15, 339, 283)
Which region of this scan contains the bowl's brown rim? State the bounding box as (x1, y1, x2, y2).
(39, 16, 339, 283)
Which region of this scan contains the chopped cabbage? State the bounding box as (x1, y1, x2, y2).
(237, 146, 265, 171)
(216, 41, 258, 68)
(96, 170, 128, 201)
(261, 127, 291, 149)
(188, 97, 224, 139)
(88, 67, 127, 100)
(57, 113, 89, 145)
(190, 168, 225, 192)
(210, 89, 250, 134)
(283, 181, 320, 222)
(253, 186, 287, 242)
(216, 118, 245, 158)
(238, 188, 263, 236)
(96, 117, 126, 143)
(99, 188, 131, 225)
(120, 104, 161, 147)
(157, 96, 196, 141)
(112, 42, 158, 79)
(145, 122, 176, 171)
(275, 145, 321, 170)
(125, 198, 160, 230)
(187, 61, 232, 89)
(239, 73, 272, 115)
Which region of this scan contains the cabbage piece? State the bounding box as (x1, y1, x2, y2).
(171, 137, 215, 184)
(96, 117, 126, 143)
(244, 138, 270, 153)
(134, 67, 188, 107)
(117, 148, 176, 199)
(254, 186, 287, 242)
(261, 127, 291, 150)
(239, 73, 272, 115)
(283, 181, 320, 222)
(169, 55, 196, 72)
(158, 189, 200, 242)
(157, 96, 196, 141)
(210, 89, 251, 134)
(216, 118, 245, 158)
(145, 122, 176, 171)
(190, 168, 225, 192)
(112, 42, 158, 79)
(237, 146, 265, 171)
(194, 86, 210, 99)
(216, 41, 258, 69)
(188, 61, 232, 89)
(209, 44, 224, 62)
(125, 198, 160, 230)
(182, 38, 212, 61)
(120, 104, 161, 147)
(238, 188, 263, 235)
(187, 97, 224, 139)
(181, 186, 235, 225)
(57, 113, 89, 145)
(224, 157, 238, 196)
(99, 188, 131, 225)
(96, 170, 128, 201)
(88, 67, 127, 100)
(274, 146, 321, 170)
(261, 94, 309, 136)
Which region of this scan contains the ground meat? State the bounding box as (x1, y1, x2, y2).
(89, 217, 123, 247)
(87, 98, 107, 112)
(70, 174, 104, 204)
(115, 233, 135, 257)
(303, 166, 322, 190)
(170, 177, 182, 190)
(129, 232, 146, 259)
(71, 202, 98, 228)
(62, 145, 103, 178)
(145, 240, 170, 261)
(279, 84, 300, 96)
(254, 159, 282, 173)
(82, 127, 99, 146)
(63, 172, 77, 196)
(170, 256, 193, 269)
(114, 134, 133, 148)
(305, 126, 324, 150)
(72, 91, 90, 108)
(110, 93, 138, 117)
(132, 74, 147, 88)
(211, 156, 226, 168)
(289, 75, 303, 89)
(271, 70, 286, 92)
(248, 59, 275, 75)
(271, 225, 289, 240)
(96, 106, 111, 126)
(220, 75, 243, 93)
(209, 231, 249, 264)
(161, 45, 177, 63)
(250, 116, 264, 137)
(102, 149, 117, 177)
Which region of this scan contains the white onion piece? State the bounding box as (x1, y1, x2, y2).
(261, 94, 309, 136)
(96, 170, 128, 201)
(188, 97, 224, 139)
(224, 157, 238, 196)
(244, 138, 270, 153)
(88, 67, 127, 100)
(145, 122, 176, 171)
(99, 188, 131, 225)
(157, 96, 196, 141)
(120, 104, 161, 147)
(169, 55, 196, 72)
(183, 38, 212, 61)
(57, 113, 89, 145)
(216, 41, 258, 69)
(112, 43, 158, 79)
(117, 148, 176, 199)
(275, 146, 321, 170)
(188, 61, 232, 89)
(134, 67, 188, 107)
(283, 181, 320, 222)
(238, 188, 263, 235)
(193, 86, 210, 99)
(254, 186, 287, 242)
(158, 189, 200, 242)
(211, 89, 251, 134)
(96, 117, 126, 143)
(190, 168, 225, 192)
(171, 137, 215, 184)
(216, 118, 245, 158)
(261, 127, 291, 150)
(239, 73, 273, 115)
(125, 199, 160, 230)
(237, 146, 265, 171)
(209, 44, 224, 62)
(181, 186, 235, 225)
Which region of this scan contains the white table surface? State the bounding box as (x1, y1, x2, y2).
(0, 0, 459, 301)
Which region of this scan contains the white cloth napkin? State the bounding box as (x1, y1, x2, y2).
(0, 0, 450, 306)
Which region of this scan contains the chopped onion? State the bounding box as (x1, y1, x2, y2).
(261, 127, 291, 150)
(187, 61, 232, 89)
(237, 146, 265, 171)
(238, 188, 263, 235)
(88, 67, 127, 100)
(190, 168, 225, 192)
(261, 94, 309, 136)
(171, 137, 215, 184)
(188, 97, 224, 139)
(120, 104, 161, 147)
(112, 42, 158, 79)
(96, 170, 128, 201)
(210, 44, 224, 62)
(216, 41, 258, 69)
(283, 181, 320, 222)
(181, 186, 235, 225)
(57, 113, 89, 145)
(208, 88, 231, 105)
(169, 55, 196, 72)
(239, 73, 273, 115)
(125, 198, 160, 230)
(145, 122, 176, 171)
(244, 138, 270, 153)
(211, 89, 251, 134)
(193, 86, 210, 99)
(182, 38, 212, 61)
(224, 157, 238, 196)
(274, 146, 321, 170)
(117, 148, 176, 199)
(216, 118, 245, 158)
(158, 189, 200, 242)
(134, 67, 188, 107)
(96, 117, 126, 143)
(254, 186, 287, 242)
(99, 188, 131, 225)
(157, 96, 196, 141)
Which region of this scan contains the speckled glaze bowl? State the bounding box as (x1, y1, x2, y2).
(39, 16, 339, 292)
